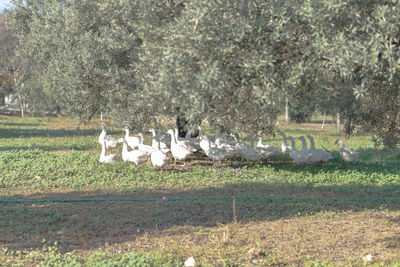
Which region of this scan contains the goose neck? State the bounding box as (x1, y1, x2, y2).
(122, 140, 128, 154)
(153, 133, 161, 150)
(168, 131, 177, 145)
(174, 128, 180, 140)
(101, 140, 106, 156)
(339, 142, 345, 150)
(300, 138, 307, 151)
(157, 139, 161, 150)
(289, 138, 297, 151)
(257, 135, 263, 147)
(281, 134, 288, 145)
(308, 136, 316, 150)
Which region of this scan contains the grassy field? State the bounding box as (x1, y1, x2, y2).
(0, 115, 400, 266)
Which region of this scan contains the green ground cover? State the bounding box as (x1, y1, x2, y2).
(1, 116, 400, 266)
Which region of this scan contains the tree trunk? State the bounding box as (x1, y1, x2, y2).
(336, 112, 340, 129)
(56, 105, 61, 117)
(321, 110, 326, 130)
(343, 114, 352, 139)
(176, 115, 199, 138)
(0, 94, 4, 106)
(176, 115, 188, 138)
(382, 106, 399, 148)
(18, 94, 24, 117)
(285, 97, 289, 124)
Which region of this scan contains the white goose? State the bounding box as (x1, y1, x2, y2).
(214, 130, 226, 148)
(214, 130, 237, 152)
(298, 136, 309, 152)
(137, 133, 157, 153)
(124, 127, 141, 150)
(174, 128, 201, 153)
(197, 125, 213, 140)
(199, 135, 213, 152)
(256, 132, 280, 157)
(299, 136, 317, 164)
(288, 136, 312, 164)
(200, 137, 238, 162)
(149, 128, 170, 151)
(279, 131, 291, 155)
(122, 139, 150, 165)
(307, 135, 333, 163)
(156, 123, 171, 148)
(235, 140, 262, 162)
(335, 140, 360, 163)
(99, 139, 122, 163)
(150, 141, 169, 171)
(167, 129, 192, 165)
(298, 136, 318, 164)
(99, 123, 122, 149)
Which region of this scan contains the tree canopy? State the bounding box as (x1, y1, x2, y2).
(5, 0, 400, 147)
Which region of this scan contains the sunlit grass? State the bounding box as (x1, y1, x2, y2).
(1, 116, 398, 197)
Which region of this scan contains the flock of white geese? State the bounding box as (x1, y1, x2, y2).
(99, 123, 360, 170)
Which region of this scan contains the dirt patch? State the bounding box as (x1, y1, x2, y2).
(117, 211, 400, 265)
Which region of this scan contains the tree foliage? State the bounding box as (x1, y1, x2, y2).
(5, 0, 400, 146)
(309, 0, 400, 146)
(0, 13, 17, 102)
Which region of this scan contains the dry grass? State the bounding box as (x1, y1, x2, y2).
(125, 211, 400, 265)
(1, 197, 400, 265)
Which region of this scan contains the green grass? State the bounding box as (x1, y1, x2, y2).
(1, 148, 400, 198)
(1, 116, 399, 197)
(1, 115, 400, 265)
(0, 243, 182, 266)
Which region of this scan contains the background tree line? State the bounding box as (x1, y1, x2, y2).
(1, 0, 400, 147)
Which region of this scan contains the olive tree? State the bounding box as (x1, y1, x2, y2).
(8, 0, 400, 146)
(8, 0, 112, 122)
(135, 0, 315, 136)
(308, 0, 400, 146)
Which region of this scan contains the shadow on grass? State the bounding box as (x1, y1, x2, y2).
(1, 180, 400, 252)
(0, 145, 95, 152)
(309, 119, 335, 124)
(0, 122, 41, 127)
(214, 147, 400, 175)
(280, 127, 343, 137)
(267, 156, 400, 177)
(0, 128, 123, 139)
